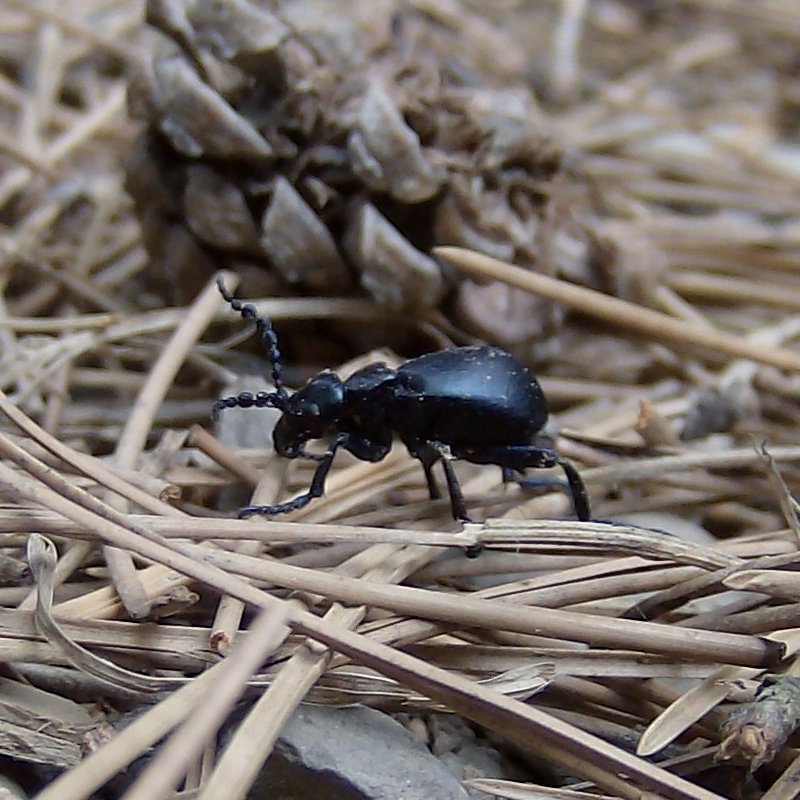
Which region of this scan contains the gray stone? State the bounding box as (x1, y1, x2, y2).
(424, 714, 524, 800)
(253, 705, 470, 800)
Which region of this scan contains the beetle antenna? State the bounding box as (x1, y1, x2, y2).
(211, 391, 285, 421)
(217, 277, 287, 400)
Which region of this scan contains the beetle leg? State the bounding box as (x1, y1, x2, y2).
(503, 468, 565, 491)
(440, 457, 469, 522)
(419, 450, 441, 499)
(238, 433, 349, 517)
(401, 437, 441, 500)
(238, 432, 390, 518)
(454, 444, 591, 522)
(422, 462, 441, 499)
(427, 442, 470, 522)
(556, 457, 591, 522)
(428, 442, 483, 558)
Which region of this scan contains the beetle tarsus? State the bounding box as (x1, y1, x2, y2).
(238, 495, 313, 517)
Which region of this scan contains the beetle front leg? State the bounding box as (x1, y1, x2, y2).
(238, 433, 349, 518)
(238, 431, 390, 518)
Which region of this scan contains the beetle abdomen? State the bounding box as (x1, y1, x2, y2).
(390, 346, 547, 446)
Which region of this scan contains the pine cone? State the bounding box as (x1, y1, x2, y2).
(127, 0, 595, 356)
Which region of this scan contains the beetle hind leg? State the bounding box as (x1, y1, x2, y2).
(502, 467, 563, 490)
(404, 439, 481, 556)
(556, 457, 591, 522)
(458, 444, 591, 522)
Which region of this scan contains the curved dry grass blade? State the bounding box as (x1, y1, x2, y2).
(637, 665, 765, 757)
(479, 662, 554, 700)
(26, 534, 174, 693)
(305, 662, 554, 708)
(478, 519, 740, 569)
(463, 779, 616, 799)
(0, 425, 195, 620)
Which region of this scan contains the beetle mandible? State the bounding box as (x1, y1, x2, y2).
(212, 278, 590, 530)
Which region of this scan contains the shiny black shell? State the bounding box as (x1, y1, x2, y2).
(387, 346, 548, 447)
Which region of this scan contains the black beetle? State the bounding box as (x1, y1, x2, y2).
(213, 278, 590, 533)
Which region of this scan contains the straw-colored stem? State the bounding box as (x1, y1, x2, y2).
(435, 246, 800, 373)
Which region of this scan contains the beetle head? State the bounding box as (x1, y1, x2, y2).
(273, 371, 345, 457)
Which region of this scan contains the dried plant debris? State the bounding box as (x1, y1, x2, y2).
(127, 0, 597, 336)
(9, 2, 800, 800)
